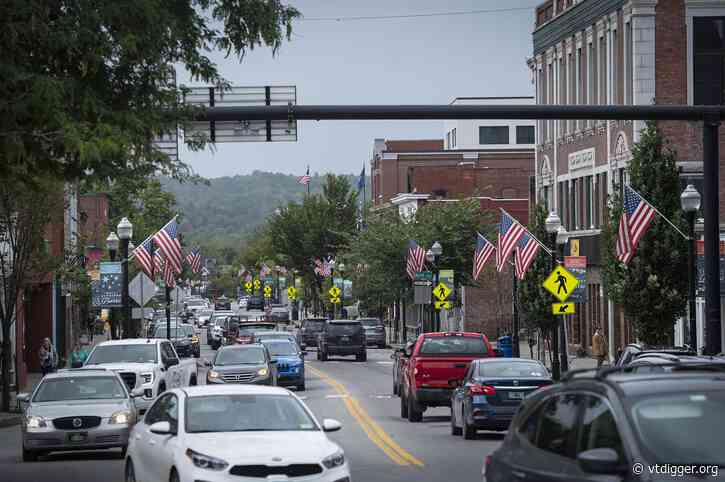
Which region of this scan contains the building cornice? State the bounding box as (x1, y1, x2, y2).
(631, 0, 657, 16)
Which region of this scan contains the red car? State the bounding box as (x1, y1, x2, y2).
(400, 332, 495, 422)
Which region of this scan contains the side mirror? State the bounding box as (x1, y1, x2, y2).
(149, 421, 174, 435)
(16, 393, 30, 404)
(131, 387, 145, 398)
(322, 419, 342, 432)
(270, 359, 278, 364)
(577, 448, 623, 475)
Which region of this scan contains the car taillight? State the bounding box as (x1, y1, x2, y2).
(483, 455, 492, 474)
(469, 384, 496, 396)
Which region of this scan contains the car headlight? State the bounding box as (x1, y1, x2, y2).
(322, 450, 345, 469)
(141, 372, 154, 384)
(257, 368, 269, 377)
(110, 410, 132, 425)
(26, 415, 48, 429)
(185, 448, 229, 471)
(208, 370, 220, 380)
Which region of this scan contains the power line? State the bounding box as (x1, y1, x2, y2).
(299, 6, 534, 22)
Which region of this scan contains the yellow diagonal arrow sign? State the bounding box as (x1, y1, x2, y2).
(552, 302, 575, 315)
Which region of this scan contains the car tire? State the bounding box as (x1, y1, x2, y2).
(378, 343, 386, 349)
(320, 351, 328, 361)
(193, 351, 200, 359)
(157, 383, 166, 396)
(462, 407, 476, 440)
(393, 379, 399, 396)
(170, 468, 180, 482)
(360, 352, 367, 362)
(400, 391, 409, 419)
(22, 447, 38, 462)
(408, 394, 423, 423)
(316, 351, 321, 361)
(297, 381, 306, 391)
(125, 459, 136, 482)
(450, 407, 462, 436)
(190, 375, 197, 386)
(120, 445, 128, 459)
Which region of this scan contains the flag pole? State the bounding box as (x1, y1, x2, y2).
(307, 164, 310, 196)
(628, 186, 690, 240)
(499, 208, 553, 255)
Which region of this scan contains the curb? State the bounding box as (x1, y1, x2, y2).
(0, 414, 21, 429)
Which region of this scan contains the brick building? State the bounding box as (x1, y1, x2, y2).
(529, 0, 724, 356)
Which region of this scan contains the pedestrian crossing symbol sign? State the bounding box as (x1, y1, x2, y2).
(253, 279, 261, 290)
(542, 265, 579, 302)
(244, 281, 253, 292)
(287, 286, 297, 300)
(328, 286, 341, 298)
(263, 285, 273, 298)
(433, 282, 451, 301)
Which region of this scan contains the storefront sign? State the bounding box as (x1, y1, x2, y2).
(91, 262, 122, 307)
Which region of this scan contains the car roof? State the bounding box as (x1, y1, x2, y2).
(423, 331, 487, 338)
(96, 338, 161, 346)
(632, 354, 725, 365)
(181, 384, 292, 398)
(474, 357, 543, 365)
(255, 331, 294, 336)
(43, 368, 120, 379)
(608, 372, 725, 397)
(219, 343, 266, 350)
(328, 319, 361, 324)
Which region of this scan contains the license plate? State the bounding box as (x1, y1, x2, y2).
(473, 395, 488, 404)
(508, 391, 525, 400)
(68, 432, 87, 442)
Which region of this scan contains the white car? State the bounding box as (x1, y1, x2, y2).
(125, 385, 349, 482)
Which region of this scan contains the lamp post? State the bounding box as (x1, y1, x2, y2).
(329, 258, 336, 320)
(556, 225, 570, 374)
(426, 241, 443, 332)
(338, 263, 346, 318)
(117, 217, 133, 339)
(106, 232, 119, 340)
(544, 212, 562, 381)
(681, 184, 701, 352)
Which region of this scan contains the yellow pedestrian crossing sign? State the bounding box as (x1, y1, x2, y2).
(263, 285, 273, 298)
(552, 302, 575, 315)
(542, 265, 579, 302)
(244, 281, 253, 291)
(328, 286, 341, 298)
(330, 296, 341, 304)
(253, 279, 261, 290)
(435, 300, 451, 310)
(433, 282, 451, 301)
(287, 286, 297, 299)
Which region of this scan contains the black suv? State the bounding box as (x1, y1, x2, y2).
(484, 367, 725, 481)
(298, 318, 327, 349)
(317, 320, 367, 362)
(614, 342, 695, 367)
(246, 295, 264, 311)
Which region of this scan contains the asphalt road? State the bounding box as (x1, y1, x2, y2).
(0, 321, 501, 482)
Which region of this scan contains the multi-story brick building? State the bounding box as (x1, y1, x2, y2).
(529, 0, 723, 356)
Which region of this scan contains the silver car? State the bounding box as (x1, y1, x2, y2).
(18, 368, 141, 462)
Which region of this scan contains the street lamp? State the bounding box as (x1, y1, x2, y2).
(544, 212, 562, 381)
(117, 217, 133, 339)
(328, 259, 337, 319)
(681, 184, 701, 352)
(106, 232, 119, 339)
(338, 263, 346, 318)
(555, 225, 569, 374)
(427, 242, 443, 332)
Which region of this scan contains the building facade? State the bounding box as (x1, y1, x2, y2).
(529, 0, 724, 355)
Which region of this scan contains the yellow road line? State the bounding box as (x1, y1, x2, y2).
(308, 365, 424, 467)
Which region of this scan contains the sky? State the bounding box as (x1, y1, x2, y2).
(180, 0, 539, 178)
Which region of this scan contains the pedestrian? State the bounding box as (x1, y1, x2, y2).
(528, 334, 536, 359)
(70, 342, 88, 368)
(592, 327, 608, 368)
(39, 337, 57, 376)
(104, 320, 111, 340)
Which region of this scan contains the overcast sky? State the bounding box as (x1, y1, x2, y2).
(180, 0, 538, 178)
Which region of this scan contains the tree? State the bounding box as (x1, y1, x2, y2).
(601, 122, 687, 345)
(0, 178, 58, 411)
(0, 1, 300, 186)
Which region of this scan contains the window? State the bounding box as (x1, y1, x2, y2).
(519, 401, 545, 445)
(577, 47, 583, 129)
(537, 394, 582, 458)
(419, 335, 488, 355)
(694, 17, 725, 105)
(625, 22, 633, 104)
(570, 179, 578, 230)
(161, 342, 177, 363)
(452, 128, 457, 148)
(612, 28, 618, 104)
(588, 41, 595, 126)
(548, 63, 554, 140)
(578, 396, 624, 460)
(446, 132, 450, 149)
(516, 126, 535, 144)
(599, 35, 607, 105)
(145, 393, 178, 431)
(585, 175, 593, 228)
(479, 126, 509, 145)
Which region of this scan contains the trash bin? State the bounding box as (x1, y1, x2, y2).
(497, 335, 513, 358)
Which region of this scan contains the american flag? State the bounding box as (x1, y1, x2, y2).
(314, 258, 331, 277)
(617, 185, 656, 264)
(153, 218, 183, 274)
(185, 247, 202, 273)
(473, 233, 495, 281)
(245, 273, 253, 283)
(297, 166, 311, 185)
(163, 257, 176, 288)
(514, 232, 541, 280)
(133, 238, 155, 278)
(406, 240, 426, 280)
(496, 212, 526, 272)
(260, 263, 271, 278)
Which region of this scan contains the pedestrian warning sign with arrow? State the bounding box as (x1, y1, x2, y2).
(435, 300, 451, 310)
(244, 281, 253, 292)
(542, 265, 579, 302)
(253, 279, 261, 290)
(433, 282, 451, 301)
(287, 286, 297, 300)
(330, 296, 341, 304)
(328, 286, 341, 298)
(552, 302, 575, 315)
(263, 285, 273, 298)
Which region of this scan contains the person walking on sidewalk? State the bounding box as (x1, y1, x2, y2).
(592, 328, 608, 368)
(39, 338, 58, 376)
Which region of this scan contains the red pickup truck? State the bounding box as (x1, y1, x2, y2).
(400, 332, 495, 422)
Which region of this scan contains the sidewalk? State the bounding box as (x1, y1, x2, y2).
(0, 333, 108, 428)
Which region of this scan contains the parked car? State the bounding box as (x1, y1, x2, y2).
(317, 320, 367, 362)
(483, 369, 725, 482)
(84, 339, 199, 413)
(260, 339, 306, 391)
(246, 295, 265, 311)
(194, 309, 213, 326)
(124, 385, 348, 482)
(400, 332, 495, 423)
(358, 318, 386, 348)
(297, 318, 327, 349)
(271, 306, 290, 323)
(214, 296, 232, 310)
(150, 323, 200, 358)
(392, 340, 416, 396)
(451, 358, 552, 439)
(18, 368, 141, 461)
(614, 342, 695, 367)
(254, 331, 299, 346)
(206, 344, 277, 386)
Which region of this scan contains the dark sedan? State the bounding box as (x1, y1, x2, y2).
(151, 324, 198, 358)
(206, 344, 277, 386)
(297, 318, 327, 349)
(451, 358, 551, 439)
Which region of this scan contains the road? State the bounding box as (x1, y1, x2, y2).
(0, 320, 500, 482)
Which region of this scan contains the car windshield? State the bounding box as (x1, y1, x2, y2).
(263, 341, 298, 357)
(419, 336, 487, 355)
(631, 391, 725, 465)
(359, 319, 381, 326)
(215, 347, 266, 365)
(303, 320, 325, 330)
(153, 325, 193, 338)
(328, 323, 360, 335)
(186, 394, 318, 433)
(86, 344, 157, 364)
(256, 334, 292, 342)
(198, 310, 213, 317)
(243, 324, 276, 332)
(477, 361, 548, 377)
(33, 376, 127, 402)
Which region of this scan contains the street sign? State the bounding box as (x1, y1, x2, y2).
(542, 265, 579, 302)
(263, 285, 273, 298)
(328, 286, 341, 298)
(552, 302, 575, 315)
(570, 239, 580, 256)
(253, 279, 261, 290)
(415, 271, 433, 281)
(414, 285, 432, 305)
(433, 282, 451, 301)
(330, 297, 341, 304)
(129, 272, 157, 307)
(92, 262, 123, 308)
(435, 300, 451, 310)
(287, 286, 297, 300)
(244, 281, 253, 290)
(564, 256, 588, 303)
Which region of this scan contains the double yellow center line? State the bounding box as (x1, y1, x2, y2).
(308, 365, 424, 467)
